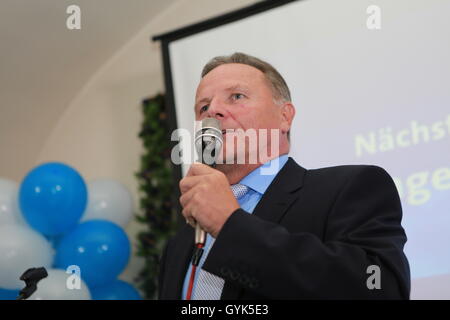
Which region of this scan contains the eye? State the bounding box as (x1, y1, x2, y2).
(199, 105, 209, 113)
(231, 93, 245, 100)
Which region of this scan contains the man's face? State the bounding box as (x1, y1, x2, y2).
(194, 63, 289, 164)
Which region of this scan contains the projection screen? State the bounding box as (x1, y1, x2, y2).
(155, 0, 450, 299)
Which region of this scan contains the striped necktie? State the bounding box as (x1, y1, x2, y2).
(192, 184, 249, 300)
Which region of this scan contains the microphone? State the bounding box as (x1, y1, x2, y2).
(195, 117, 223, 167)
(193, 118, 223, 245)
(185, 118, 223, 299)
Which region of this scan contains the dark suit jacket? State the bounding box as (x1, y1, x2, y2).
(158, 158, 411, 299)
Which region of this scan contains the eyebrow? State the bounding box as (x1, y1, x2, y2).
(194, 84, 250, 110)
(225, 84, 250, 93)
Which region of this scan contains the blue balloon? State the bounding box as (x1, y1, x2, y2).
(0, 288, 20, 300)
(55, 220, 130, 288)
(19, 162, 87, 236)
(90, 279, 141, 300)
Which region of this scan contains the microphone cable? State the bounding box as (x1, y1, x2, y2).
(186, 243, 205, 300)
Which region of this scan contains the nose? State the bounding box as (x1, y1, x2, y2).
(205, 99, 226, 120)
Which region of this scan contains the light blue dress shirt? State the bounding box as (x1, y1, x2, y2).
(182, 155, 289, 299)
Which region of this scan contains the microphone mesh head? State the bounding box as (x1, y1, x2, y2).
(195, 118, 223, 165)
(200, 118, 221, 130)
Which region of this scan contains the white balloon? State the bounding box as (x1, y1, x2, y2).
(28, 269, 91, 300)
(0, 178, 28, 227)
(0, 224, 54, 289)
(81, 179, 134, 227)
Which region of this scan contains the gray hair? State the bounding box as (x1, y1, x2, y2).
(201, 52, 291, 105)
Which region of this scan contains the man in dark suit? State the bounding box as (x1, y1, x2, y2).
(158, 52, 410, 299)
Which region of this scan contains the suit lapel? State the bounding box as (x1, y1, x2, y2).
(221, 158, 307, 299)
(253, 157, 306, 223)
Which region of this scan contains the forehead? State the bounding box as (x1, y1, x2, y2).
(196, 63, 267, 97)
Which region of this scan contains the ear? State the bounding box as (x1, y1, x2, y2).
(280, 102, 296, 135)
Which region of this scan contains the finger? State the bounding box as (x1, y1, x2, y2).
(179, 187, 196, 208)
(179, 175, 204, 194)
(184, 216, 196, 228)
(186, 163, 215, 176)
(185, 216, 196, 228)
(181, 203, 196, 228)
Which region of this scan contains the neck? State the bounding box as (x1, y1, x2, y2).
(216, 138, 290, 184)
(216, 152, 288, 185)
(215, 163, 260, 185)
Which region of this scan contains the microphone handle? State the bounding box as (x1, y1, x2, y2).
(194, 137, 218, 245)
(195, 223, 206, 245)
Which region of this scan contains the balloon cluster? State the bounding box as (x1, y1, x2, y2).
(0, 162, 141, 300)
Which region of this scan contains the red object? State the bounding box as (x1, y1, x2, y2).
(186, 243, 204, 300)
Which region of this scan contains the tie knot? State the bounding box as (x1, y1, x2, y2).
(231, 184, 249, 200)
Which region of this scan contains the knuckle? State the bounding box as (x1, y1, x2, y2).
(218, 170, 226, 179)
(213, 170, 223, 180)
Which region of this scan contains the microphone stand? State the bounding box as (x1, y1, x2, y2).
(16, 267, 48, 300)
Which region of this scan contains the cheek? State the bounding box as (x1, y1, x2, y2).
(252, 108, 280, 130)
(227, 104, 247, 129)
(265, 107, 283, 127)
(227, 102, 279, 131)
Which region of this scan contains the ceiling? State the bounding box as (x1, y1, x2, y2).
(0, 0, 177, 178)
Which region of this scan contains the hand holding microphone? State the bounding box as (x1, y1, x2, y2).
(180, 118, 240, 300)
(179, 118, 239, 240)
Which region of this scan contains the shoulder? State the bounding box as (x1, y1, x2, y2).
(307, 164, 400, 207)
(308, 164, 394, 183)
(286, 158, 396, 191)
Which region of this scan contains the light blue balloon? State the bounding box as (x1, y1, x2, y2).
(0, 288, 19, 300)
(90, 279, 141, 300)
(19, 162, 87, 236)
(54, 220, 130, 288)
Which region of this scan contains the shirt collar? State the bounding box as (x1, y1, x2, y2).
(239, 155, 289, 195)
